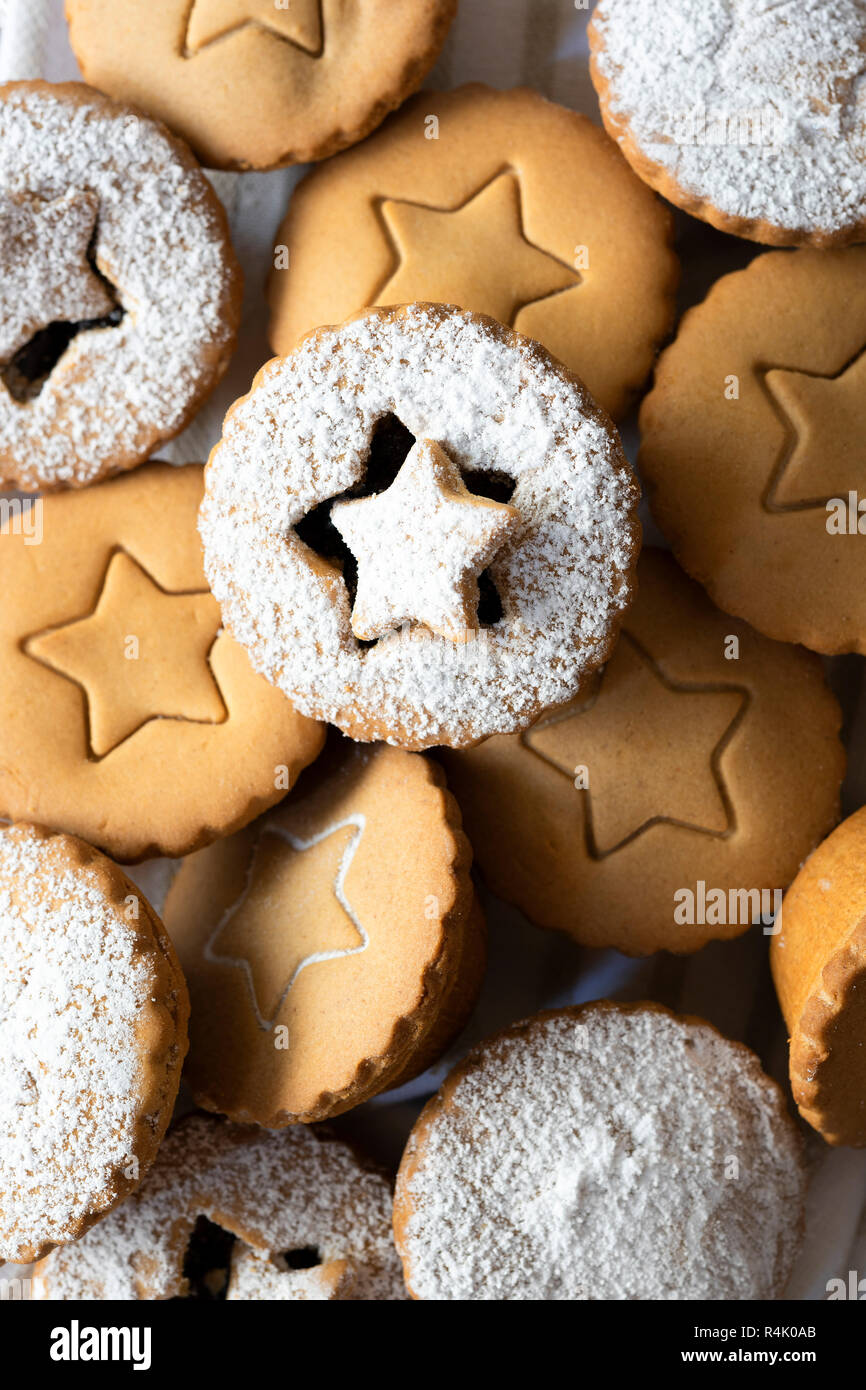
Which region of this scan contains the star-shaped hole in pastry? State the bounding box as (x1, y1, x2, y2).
(179, 1217, 237, 1300)
(331, 437, 521, 643)
(375, 170, 581, 326)
(0, 188, 122, 402)
(184, 0, 323, 56)
(177, 1219, 352, 1301)
(24, 550, 227, 759)
(205, 818, 368, 1031)
(522, 633, 747, 857)
(763, 347, 866, 510)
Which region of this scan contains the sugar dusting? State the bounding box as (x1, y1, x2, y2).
(331, 437, 521, 643)
(399, 1006, 806, 1301)
(37, 1117, 407, 1300)
(0, 827, 155, 1262)
(592, 0, 866, 236)
(0, 188, 114, 360)
(199, 304, 639, 749)
(0, 84, 238, 487)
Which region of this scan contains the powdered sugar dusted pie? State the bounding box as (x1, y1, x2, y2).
(0, 824, 188, 1264)
(0, 81, 241, 491)
(35, 1116, 406, 1300)
(589, 0, 866, 247)
(199, 303, 640, 750)
(394, 1003, 806, 1300)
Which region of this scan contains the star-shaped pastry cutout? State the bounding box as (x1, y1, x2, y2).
(376, 171, 580, 326)
(0, 188, 114, 364)
(331, 438, 520, 643)
(522, 633, 745, 856)
(24, 551, 226, 758)
(206, 818, 367, 1030)
(185, 0, 323, 55)
(764, 348, 866, 509)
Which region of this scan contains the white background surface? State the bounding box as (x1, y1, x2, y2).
(1, 0, 865, 1300)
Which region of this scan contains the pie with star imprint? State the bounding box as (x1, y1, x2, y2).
(0, 462, 324, 861)
(0, 81, 241, 491)
(162, 738, 485, 1126)
(35, 1114, 407, 1299)
(65, 0, 456, 171)
(639, 247, 866, 653)
(199, 302, 641, 751)
(268, 83, 678, 421)
(441, 548, 844, 954)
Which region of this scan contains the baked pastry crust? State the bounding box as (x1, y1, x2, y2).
(0, 823, 189, 1263)
(442, 549, 844, 954)
(589, 1, 866, 248)
(639, 248, 866, 654)
(200, 302, 640, 750)
(395, 1001, 806, 1300)
(163, 741, 485, 1126)
(0, 463, 324, 861)
(66, 0, 457, 171)
(268, 83, 678, 421)
(35, 1115, 406, 1299)
(0, 80, 241, 490)
(772, 808, 866, 1147)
